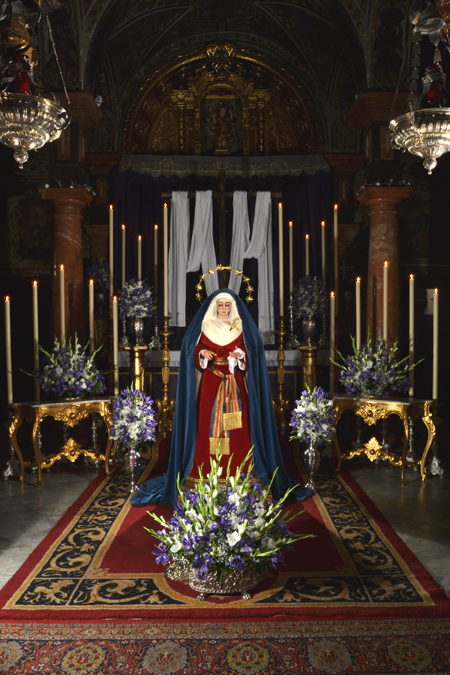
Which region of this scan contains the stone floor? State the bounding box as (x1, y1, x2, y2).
(0, 456, 449, 598)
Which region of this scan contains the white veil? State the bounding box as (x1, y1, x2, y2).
(201, 292, 243, 346)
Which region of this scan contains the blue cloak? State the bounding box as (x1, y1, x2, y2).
(131, 288, 312, 505)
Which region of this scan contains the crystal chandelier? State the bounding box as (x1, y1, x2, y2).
(390, 3, 450, 174)
(0, 2, 70, 169)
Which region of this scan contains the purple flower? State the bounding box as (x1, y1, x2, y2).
(292, 276, 329, 318)
(118, 279, 156, 319)
(85, 258, 109, 289)
(111, 388, 158, 444)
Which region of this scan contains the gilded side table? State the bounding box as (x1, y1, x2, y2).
(8, 397, 115, 487)
(332, 394, 435, 483)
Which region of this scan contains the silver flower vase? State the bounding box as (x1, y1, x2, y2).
(131, 316, 145, 345)
(188, 565, 264, 601)
(302, 315, 316, 345)
(304, 439, 320, 490)
(126, 441, 141, 493)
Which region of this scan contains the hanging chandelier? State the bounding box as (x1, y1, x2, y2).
(0, 2, 70, 169)
(390, 2, 450, 174)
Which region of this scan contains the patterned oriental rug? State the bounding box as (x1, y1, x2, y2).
(1, 436, 449, 625)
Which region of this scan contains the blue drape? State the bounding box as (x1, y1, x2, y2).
(131, 288, 313, 506)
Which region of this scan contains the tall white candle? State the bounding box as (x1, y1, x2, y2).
(330, 291, 335, 393)
(154, 224, 158, 298)
(109, 205, 114, 310)
(112, 295, 119, 396)
(4, 296, 12, 405)
(321, 220, 326, 283)
(163, 203, 168, 316)
(89, 279, 95, 356)
(278, 203, 284, 316)
(355, 277, 361, 349)
(32, 281, 39, 401)
(121, 224, 126, 288)
(60, 264, 65, 345)
(409, 274, 415, 398)
(137, 235, 142, 280)
(305, 234, 310, 276)
(433, 288, 439, 400)
(333, 204, 339, 317)
(289, 221, 293, 294)
(383, 260, 388, 342)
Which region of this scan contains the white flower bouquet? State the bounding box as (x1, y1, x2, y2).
(290, 386, 336, 446)
(33, 336, 105, 398)
(118, 279, 156, 319)
(146, 450, 314, 581)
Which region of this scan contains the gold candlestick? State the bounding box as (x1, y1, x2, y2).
(156, 316, 175, 437)
(272, 316, 290, 435)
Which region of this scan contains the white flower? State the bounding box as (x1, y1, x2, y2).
(170, 541, 182, 553)
(227, 531, 241, 547)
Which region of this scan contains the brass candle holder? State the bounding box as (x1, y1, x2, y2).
(156, 316, 175, 437)
(272, 316, 290, 435)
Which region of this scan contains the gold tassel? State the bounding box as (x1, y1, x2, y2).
(209, 437, 230, 455)
(223, 410, 242, 430)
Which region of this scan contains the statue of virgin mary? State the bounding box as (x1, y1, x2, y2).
(131, 288, 312, 505)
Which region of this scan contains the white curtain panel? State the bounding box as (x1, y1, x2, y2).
(229, 191, 250, 294)
(168, 191, 190, 326)
(187, 190, 219, 297)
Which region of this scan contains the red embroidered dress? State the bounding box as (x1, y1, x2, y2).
(191, 331, 252, 478)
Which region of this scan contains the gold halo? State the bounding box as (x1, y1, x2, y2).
(195, 265, 253, 304)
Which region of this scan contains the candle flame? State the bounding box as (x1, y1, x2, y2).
(384, 260, 389, 267)
(154, 224, 158, 230)
(330, 291, 335, 297)
(356, 277, 361, 283)
(289, 221, 292, 226)
(278, 203, 282, 208)
(321, 220, 325, 226)
(5, 296, 9, 302)
(89, 279, 94, 285)
(434, 288, 439, 294)
(334, 204, 338, 210)
(60, 264, 64, 271)
(163, 203, 167, 208)
(138, 235, 142, 241)
(121, 224, 125, 230)
(306, 234, 309, 240)
(113, 296, 117, 302)
(410, 274, 414, 280)
(33, 280, 37, 287)
(109, 204, 113, 210)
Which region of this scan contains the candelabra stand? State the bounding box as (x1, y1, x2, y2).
(273, 316, 290, 435)
(298, 345, 321, 392)
(120, 319, 130, 349)
(124, 344, 147, 391)
(428, 401, 444, 478)
(156, 317, 175, 437)
(285, 293, 300, 349)
(148, 316, 162, 350)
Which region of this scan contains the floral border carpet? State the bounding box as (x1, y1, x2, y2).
(0, 438, 449, 621)
(1, 618, 450, 674)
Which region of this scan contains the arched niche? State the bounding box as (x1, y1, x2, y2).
(122, 43, 324, 156)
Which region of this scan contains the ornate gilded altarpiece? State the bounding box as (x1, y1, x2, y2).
(122, 42, 322, 156)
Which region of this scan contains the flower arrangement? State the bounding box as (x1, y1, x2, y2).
(333, 336, 417, 399)
(111, 388, 158, 445)
(290, 386, 336, 446)
(146, 450, 313, 581)
(118, 279, 156, 320)
(292, 276, 329, 318)
(86, 258, 109, 289)
(34, 336, 105, 398)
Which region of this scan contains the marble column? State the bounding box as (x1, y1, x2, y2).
(39, 187, 94, 343)
(358, 186, 411, 346)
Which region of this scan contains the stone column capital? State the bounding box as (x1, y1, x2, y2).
(357, 185, 412, 212)
(39, 186, 94, 211)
